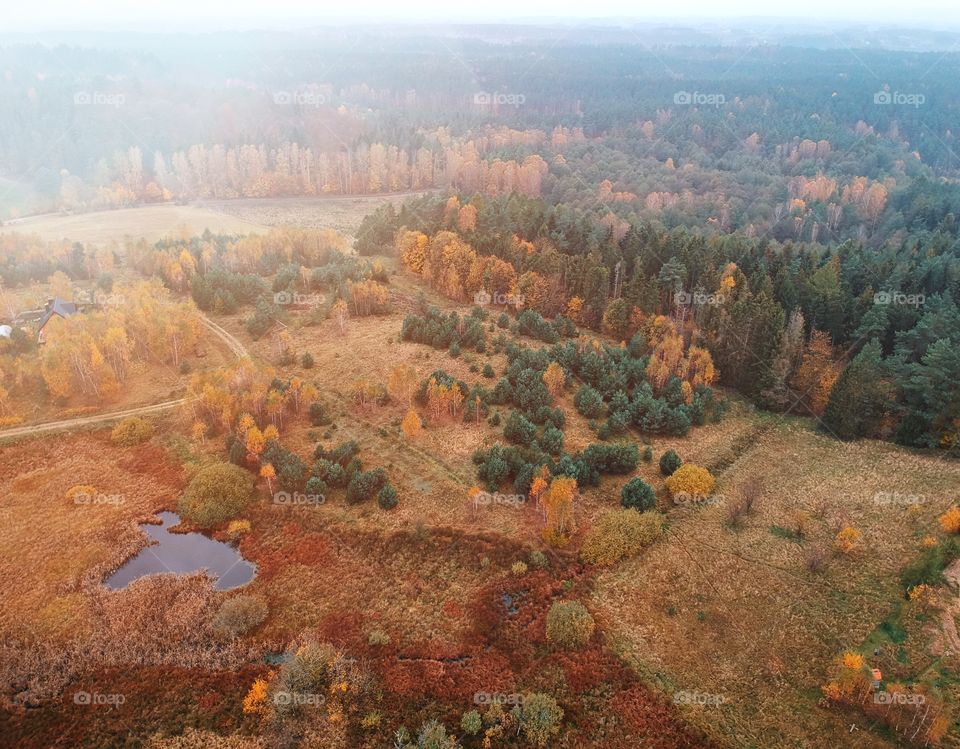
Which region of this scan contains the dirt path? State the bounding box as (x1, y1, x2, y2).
(0, 314, 247, 441)
(199, 314, 248, 359)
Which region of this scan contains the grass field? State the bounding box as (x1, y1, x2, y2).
(197, 191, 434, 241)
(0, 204, 269, 245)
(593, 420, 960, 748)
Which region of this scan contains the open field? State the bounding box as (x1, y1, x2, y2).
(594, 421, 960, 748)
(0, 191, 431, 247)
(197, 191, 434, 241)
(0, 204, 269, 245)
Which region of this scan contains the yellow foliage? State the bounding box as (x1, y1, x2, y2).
(580, 510, 663, 566)
(939, 506, 960, 534)
(401, 408, 422, 439)
(834, 526, 861, 554)
(664, 464, 716, 499)
(242, 678, 270, 715)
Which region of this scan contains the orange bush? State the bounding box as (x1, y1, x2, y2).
(939, 506, 960, 534)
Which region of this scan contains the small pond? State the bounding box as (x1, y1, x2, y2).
(105, 511, 256, 591)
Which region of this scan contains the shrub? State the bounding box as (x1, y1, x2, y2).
(513, 693, 564, 748)
(541, 425, 564, 455)
(482, 363, 495, 378)
(111, 417, 154, 446)
(305, 476, 327, 498)
(460, 710, 482, 735)
(178, 462, 253, 528)
(940, 506, 960, 534)
(665, 464, 716, 499)
(642, 445, 653, 462)
(574, 385, 605, 418)
(621, 477, 656, 512)
(301, 352, 315, 369)
(580, 510, 664, 566)
(378, 483, 399, 510)
(368, 629, 391, 646)
(346, 467, 388, 504)
(835, 526, 861, 554)
(308, 401, 332, 426)
(313, 458, 347, 487)
(546, 600, 595, 649)
(213, 595, 268, 637)
(504, 411, 537, 446)
(659, 449, 682, 476)
(488, 412, 501, 427)
(529, 550, 549, 569)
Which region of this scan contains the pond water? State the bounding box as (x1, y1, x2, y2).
(105, 511, 256, 591)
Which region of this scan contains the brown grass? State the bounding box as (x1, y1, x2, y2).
(592, 418, 960, 748)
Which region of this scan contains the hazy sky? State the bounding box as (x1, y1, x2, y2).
(5, 0, 959, 30)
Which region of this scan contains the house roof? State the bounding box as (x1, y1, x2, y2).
(37, 298, 78, 331)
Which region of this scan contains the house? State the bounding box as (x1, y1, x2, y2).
(34, 298, 78, 343)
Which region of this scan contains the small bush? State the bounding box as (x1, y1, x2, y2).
(546, 600, 595, 649)
(346, 467, 388, 504)
(513, 692, 564, 747)
(308, 401, 332, 426)
(665, 464, 716, 499)
(511, 561, 528, 575)
(461, 710, 482, 735)
(378, 483, 399, 510)
(580, 509, 664, 566)
(482, 363, 495, 378)
(305, 476, 327, 498)
(659, 449, 682, 476)
(213, 595, 268, 636)
(940, 506, 960, 534)
(620, 477, 656, 512)
(642, 445, 653, 462)
(529, 550, 549, 569)
(301, 352, 315, 369)
(368, 629, 391, 646)
(574, 385, 605, 418)
(178, 462, 254, 528)
(111, 417, 154, 446)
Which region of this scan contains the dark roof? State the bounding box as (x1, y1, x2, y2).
(37, 298, 78, 331)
